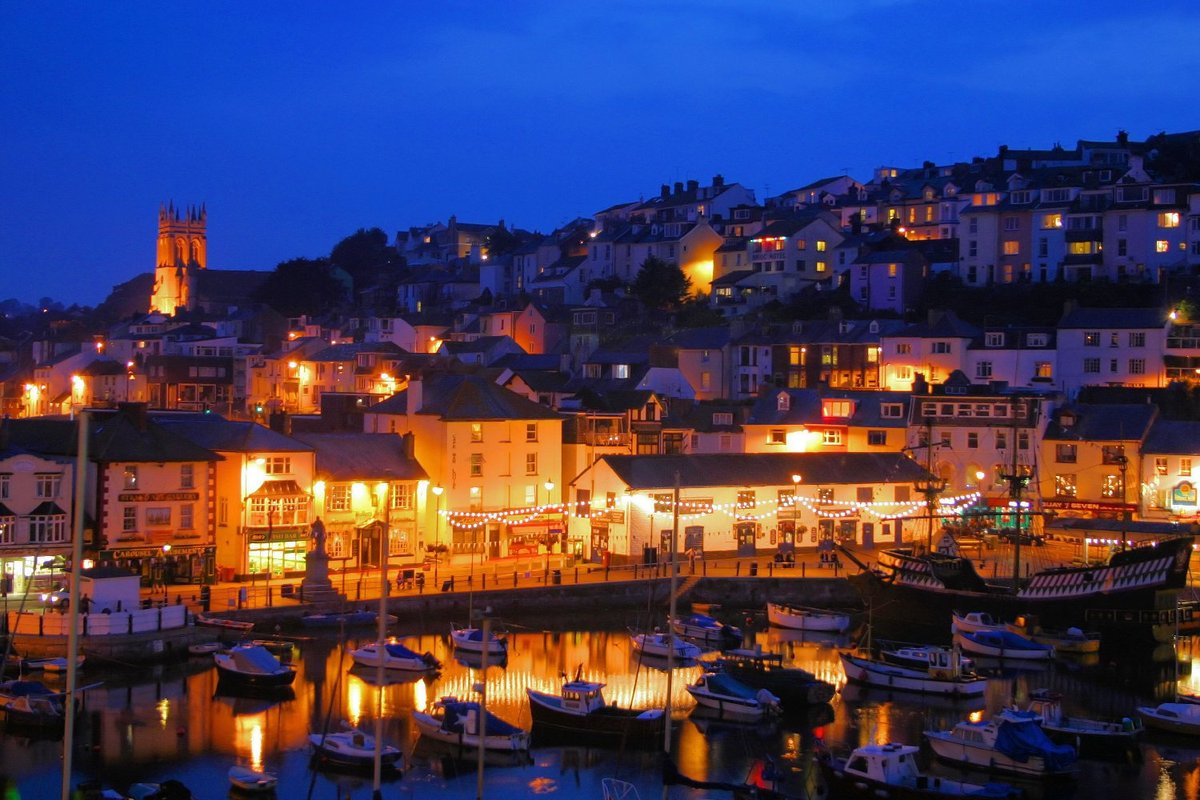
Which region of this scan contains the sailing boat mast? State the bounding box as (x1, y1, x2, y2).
(60, 411, 88, 800)
(662, 471, 680, 761)
(999, 396, 1035, 595)
(372, 482, 390, 799)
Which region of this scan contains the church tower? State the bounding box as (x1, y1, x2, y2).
(149, 201, 207, 315)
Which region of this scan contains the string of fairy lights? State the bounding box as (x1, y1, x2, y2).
(437, 491, 984, 530)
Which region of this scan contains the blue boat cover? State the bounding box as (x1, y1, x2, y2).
(383, 642, 421, 659)
(231, 645, 283, 674)
(441, 701, 524, 736)
(683, 614, 719, 628)
(701, 673, 756, 700)
(994, 712, 1076, 771)
(972, 630, 1052, 651)
(0, 680, 54, 697)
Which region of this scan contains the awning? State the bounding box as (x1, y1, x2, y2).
(248, 479, 306, 498)
(30, 501, 66, 516)
(0, 502, 15, 518)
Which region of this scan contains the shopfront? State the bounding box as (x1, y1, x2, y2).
(247, 526, 308, 578)
(0, 553, 69, 599)
(99, 544, 216, 585)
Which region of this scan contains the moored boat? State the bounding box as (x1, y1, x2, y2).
(1136, 701, 1200, 735)
(526, 675, 666, 747)
(227, 764, 278, 793)
(879, 643, 975, 674)
(766, 602, 851, 632)
(450, 622, 507, 655)
(685, 672, 780, 720)
(349, 640, 441, 672)
(840, 649, 986, 697)
(195, 613, 254, 632)
(1024, 688, 1141, 757)
(1006, 614, 1100, 655)
(413, 696, 530, 751)
(300, 609, 393, 629)
(0, 679, 66, 731)
(954, 629, 1054, 660)
(951, 611, 1005, 635)
(712, 647, 835, 707)
(630, 631, 701, 661)
(925, 708, 1078, 777)
(214, 644, 296, 688)
(671, 613, 743, 647)
(309, 727, 403, 771)
(818, 742, 1023, 799)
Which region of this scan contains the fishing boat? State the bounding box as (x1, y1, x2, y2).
(227, 764, 278, 793)
(954, 629, 1054, 660)
(1023, 689, 1142, 757)
(1005, 614, 1100, 655)
(879, 643, 975, 674)
(309, 726, 404, 771)
(848, 535, 1194, 643)
(671, 613, 743, 647)
(712, 647, 836, 707)
(195, 612, 254, 632)
(951, 611, 1005, 635)
(413, 696, 530, 751)
(840, 649, 987, 697)
(349, 639, 441, 673)
(1136, 701, 1200, 735)
(925, 708, 1078, 777)
(0, 679, 66, 731)
(526, 673, 666, 747)
(818, 742, 1023, 799)
(300, 609, 393, 629)
(685, 672, 780, 721)
(450, 622, 507, 655)
(630, 631, 701, 660)
(766, 602, 851, 632)
(214, 644, 297, 688)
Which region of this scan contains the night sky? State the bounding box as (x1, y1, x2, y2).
(3, 2, 1198, 306)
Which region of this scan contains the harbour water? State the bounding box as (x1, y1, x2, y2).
(4, 610, 1200, 799)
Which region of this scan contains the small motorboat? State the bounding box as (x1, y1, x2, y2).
(450, 622, 507, 656)
(413, 696, 530, 751)
(227, 764, 278, 793)
(214, 644, 296, 688)
(925, 708, 1077, 777)
(526, 670, 666, 747)
(309, 726, 403, 771)
(840, 649, 987, 697)
(350, 640, 441, 672)
(1136, 701, 1200, 736)
(0, 679, 66, 731)
(714, 647, 836, 707)
(630, 631, 701, 661)
(685, 672, 780, 721)
(818, 742, 1022, 799)
(1024, 689, 1141, 757)
(950, 610, 1005, 635)
(767, 602, 850, 632)
(1006, 614, 1100, 655)
(187, 642, 222, 656)
(670, 613, 742, 647)
(195, 613, 254, 632)
(954, 629, 1054, 660)
(879, 643, 975, 674)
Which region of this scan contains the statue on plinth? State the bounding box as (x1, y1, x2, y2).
(311, 517, 327, 555)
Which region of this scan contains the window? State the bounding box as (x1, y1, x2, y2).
(219, 496, 228, 526)
(574, 488, 591, 518)
(976, 361, 993, 379)
(525, 453, 537, 475)
(1182, 458, 1193, 477)
(1027, 333, 1048, 347)
(123, 466, 138, 490)
(1083, 358, 1101, 374)
(985, 332, 1004, 347)
(1003, 216, 1019, 231)
(777, 393, 791, 411)
(180, 504, 194, 530)
(264, 456, 291, 474)
(881, 403, 904, 418)
(1039, 238, 1048, 257)
(35, 473, 61, 498)
(1003, 241, 1019, 256)
(968, 240, 978, 257)
(180, 464, 194, 489)
(931, 342, 951, 354)
(1159, 212, 1181, 228)
(469, 486, 482, 512)
(768, 429, 785, 445)
(1101, 474, 1125, 499)
(1100, 445, 1125, 465)
(867, 430, 887, 446)
(471, 453, 484, 477)
(1118, 239, 1127, 257)
(1129, 358, 1145, 374)
(328, 484, 351, 511)
(1155, 458, 1169, 476)
(613, 364, 630, 379)
(146, 507, 171, 526)
(996, 431, 1009, 450)
(967, 432, 979, 449)
(1083, 331, 1099, 347)
(123, 506, 137, 532)
(0, 474, 7, 499)
(28, 513, 66, 544)
(525, 423, 537, 442)
(390, 483, 412, 509)
(816, 240, 827, 252)
(896, 343, 912, 355)
(1055, 474, 1077, 498)
(1157, 240, 1170, 253)
(470, 423, 483, 443)
(1018, 431, 1030, 451)
(822, 429, 843, 446)
(823, 400, 853, 418)
(1129, 332, 1146, 347)
(1042, 213, 1063, 229)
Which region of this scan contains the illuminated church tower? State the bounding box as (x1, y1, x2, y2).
(149, 201, 206, 314)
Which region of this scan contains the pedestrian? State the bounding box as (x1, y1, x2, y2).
(80, 593, 91, 614)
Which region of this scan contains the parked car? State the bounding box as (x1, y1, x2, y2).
(996, 529, 1044, 546)
(40, 585, 70, 606)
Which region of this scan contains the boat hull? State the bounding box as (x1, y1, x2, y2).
(412, 712, 530, 751)
(953, 632, 1054, 660)
(715, 655, 835, 707)
(526, 688, 664, 747)
(818, 754, 1022, 799)
(766, 603, 850, 632)
(450, 626, 507, 655)
(840, 653, 987, 697)
(685, 687, 766, 720)
(925, 732, 1074, 777)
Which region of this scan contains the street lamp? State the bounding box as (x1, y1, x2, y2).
(431, 485, 444, 586)
(790, 474, 802, 551)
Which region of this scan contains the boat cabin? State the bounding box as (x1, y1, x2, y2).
(843, 743, 922, 783)
(561, 680, 607, 714)
(926, 647, 970, 679)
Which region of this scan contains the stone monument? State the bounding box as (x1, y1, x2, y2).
(300, 518, 342, 604)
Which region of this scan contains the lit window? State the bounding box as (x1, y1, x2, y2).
(816, 240, 827, 252)
(471, 423, 483, 443)
(471, 453, 484, 477)
(822, 429, 843, 446)
(1155, 458, 1168, 476)
(1055, 474, 1077, 498)
(1159, 212, 1181, 228)
(1181, 459, 1193, 477)
(1003, 241, 1019, 256)
(1157, 240, 1170, 253)
(123, 466, 138, 490)
(327, 485, 351, 511)
(525, 453, 537, 475)
(1042, 213, 1063, 229)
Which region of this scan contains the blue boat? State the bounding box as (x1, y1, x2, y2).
(300, 610, 396, 629)
(671, 614, 743, 647)
(953, 629, 1054, 661)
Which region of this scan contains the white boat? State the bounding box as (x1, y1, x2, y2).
(449, 622, 507, 656)
(950, 610, 1005, 635)
(227, 764, 278, 793)
(413, 696, 530, 751)
(879, 643, 974, 674)
(766, 602, 850, 632)
(840, 650, 987, 697)
(349, 640, 441, 672)
(1024, 689, 1142, 757)
(818, 742, 1023, 799)
(309, 727, 403, 771)
(685, 672, 780, 720)
(195, 613, 254, 632)
(630, 631, 701, 661)
(214, 644, 296, 688)
(187, 642, 222, 656)
(953, 629, 1054, 660)
(670, 614, 742, 646)
(925, 708, 1078, 777)
(1136, 701, 1200, 735)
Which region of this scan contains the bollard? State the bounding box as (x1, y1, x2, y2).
(482, 574, 487, 591)
(703, 561, 707, 576)
(801, 562, 806, 578)
(769, 561, 774, 577)
(513, 572, 518, 588)
(736, 562, 741, 577)
(575, 567, 579, 584)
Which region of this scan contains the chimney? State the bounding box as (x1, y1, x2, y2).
(408, 378, 424, 414)
(118, 401, 149, 431)
(712, 174, 724, 188)
(661, 184, 670, 199)
(912, 373, 929, 395)
(402, 431, 415, 459)
(686, 179, 699, 194)
(268, 411, 291, 436)
(674, 181, 683, 195)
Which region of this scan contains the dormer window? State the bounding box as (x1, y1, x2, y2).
(822, 399, 853, 418)
(985, 332, 1004, 347)
(777, 393, 790, 412)
(712, 412, 733, 426)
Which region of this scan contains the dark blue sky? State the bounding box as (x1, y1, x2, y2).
(3, 2, 1198, 306)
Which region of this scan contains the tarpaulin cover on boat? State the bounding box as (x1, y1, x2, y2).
(702, 673, 757, 700)
(232, 645, 283, 674)
(439, 700, 524, 735)
(384, 642, 422, 659)
(995, 712, 1077, 771)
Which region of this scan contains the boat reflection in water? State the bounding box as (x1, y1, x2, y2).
(0, 625, 1197, 798)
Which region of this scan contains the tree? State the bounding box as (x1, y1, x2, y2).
(330, 228, 395, 295)
(483, 225, 519, 258)
(632, 255, 691, 311)
(252, 257, 348, 316)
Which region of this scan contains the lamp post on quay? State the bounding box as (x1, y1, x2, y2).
(791, 473, 802, 551)
(431, 485, 444, 587)
(541, 480, 555, 576)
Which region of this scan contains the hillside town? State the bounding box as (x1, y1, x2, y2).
(3, 128, 1200, 598)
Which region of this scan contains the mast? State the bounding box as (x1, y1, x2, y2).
(662, 471, 680, 764)
(61, 411, 88, 800)
(999, 396, 1035, 594)
(372, 483, 390, 799)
